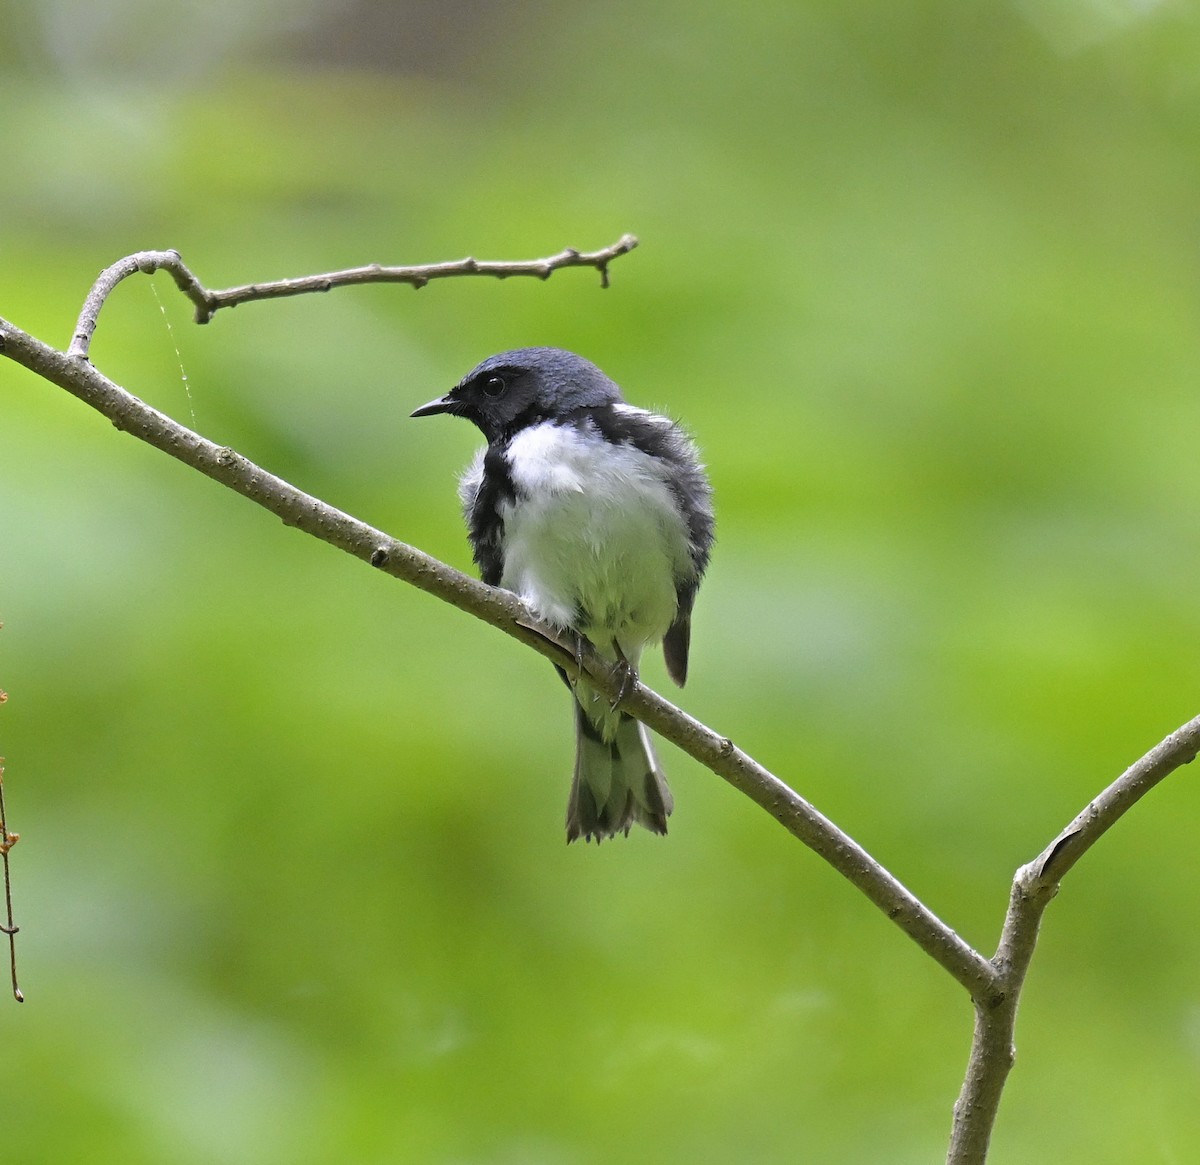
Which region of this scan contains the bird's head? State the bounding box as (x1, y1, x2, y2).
(412, 347, 621, 443)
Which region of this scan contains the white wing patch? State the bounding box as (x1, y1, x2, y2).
(611, 402, 673, 426)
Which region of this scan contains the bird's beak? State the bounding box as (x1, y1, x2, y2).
(411, 393, 456, 418)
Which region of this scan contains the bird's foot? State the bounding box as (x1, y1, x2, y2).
(609, 639, 637, 711)
(568, 632, 588, 692)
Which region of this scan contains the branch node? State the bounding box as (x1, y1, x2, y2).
(370, 547, 390, 568)
(1037, 830, 1079, 881)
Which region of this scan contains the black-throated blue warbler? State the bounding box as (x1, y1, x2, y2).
(413, 348, 714, 842)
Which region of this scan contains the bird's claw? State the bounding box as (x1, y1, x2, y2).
(609, 640, 636, 711)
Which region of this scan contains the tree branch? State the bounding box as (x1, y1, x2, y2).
(945, 713, 1200, 1164)
(66, 235, 640, 359)
(0, 300, 995, 1002)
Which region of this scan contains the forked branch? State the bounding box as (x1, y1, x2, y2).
(946, 713, 1200, 1164)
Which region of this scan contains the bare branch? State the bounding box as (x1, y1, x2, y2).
(66, 235, 640, 359)
(621, 681, 998, 996)
(946, 713, 1200, 1163)
(0, 310, 997, 1001)
(0, 748, 22, 1003)
(1026, 713, 1200, 887)
(70, 251, 214, 357)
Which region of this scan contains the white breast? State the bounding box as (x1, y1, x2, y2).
(498, 421, 690, 659)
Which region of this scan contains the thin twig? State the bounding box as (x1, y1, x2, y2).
(66, 235, 639, 359)
(0, 311, 997, 1001)
(945, 712, 1200, 1164)
(0, 746, 23, 1003)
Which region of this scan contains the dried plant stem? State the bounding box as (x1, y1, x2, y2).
(0, 752, 22, 1003)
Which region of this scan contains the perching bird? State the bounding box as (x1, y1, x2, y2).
(412, 347, 714, 842)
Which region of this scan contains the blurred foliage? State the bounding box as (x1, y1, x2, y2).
(4, 1, 1200, 1161)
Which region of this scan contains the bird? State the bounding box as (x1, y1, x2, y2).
(412, 347, 714, 843)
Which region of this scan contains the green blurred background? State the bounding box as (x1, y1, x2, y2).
(4, 2, 1200, 1161)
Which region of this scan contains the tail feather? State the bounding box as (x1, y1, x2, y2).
(566, 704, 673, 843)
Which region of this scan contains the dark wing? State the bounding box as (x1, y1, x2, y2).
(662, 613, 692, 687)
(584, 404, 715, 688)
(661, 453, 713, 687)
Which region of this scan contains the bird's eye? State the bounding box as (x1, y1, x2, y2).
(482, 374, 507, 398)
